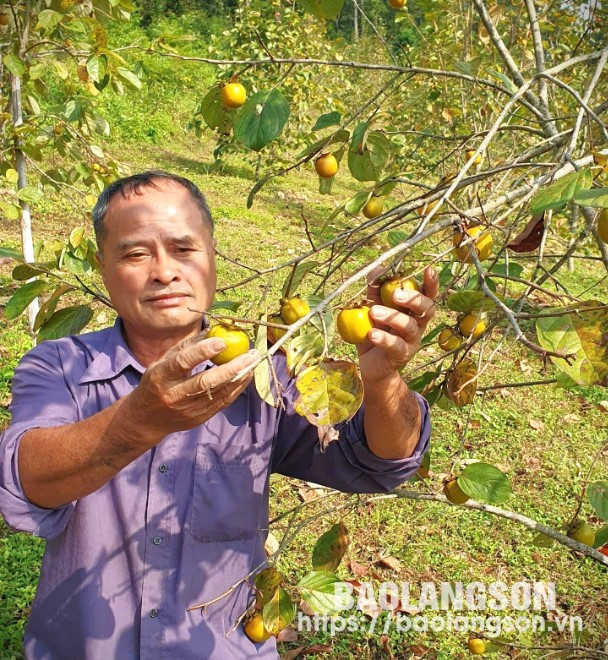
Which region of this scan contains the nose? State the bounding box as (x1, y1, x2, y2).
(151, 251, 181, 285)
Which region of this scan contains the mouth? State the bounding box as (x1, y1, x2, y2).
(145, 293, 189, 306)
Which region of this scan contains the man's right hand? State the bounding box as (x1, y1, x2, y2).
(125, 333, 258, 445)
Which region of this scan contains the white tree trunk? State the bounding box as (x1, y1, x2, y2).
(10, 72, 39, 336)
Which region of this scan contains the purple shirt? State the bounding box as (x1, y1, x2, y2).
(0, 319, 430, 659)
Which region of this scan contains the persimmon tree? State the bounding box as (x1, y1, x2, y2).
(0, 0, 141, 335)
(2, 0, 608, 647)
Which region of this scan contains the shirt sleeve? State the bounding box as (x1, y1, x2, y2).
(270, 356, 431, 494)
(0, 340, 78, 539)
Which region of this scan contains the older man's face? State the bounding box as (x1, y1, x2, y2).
(98, 181, 216, 343)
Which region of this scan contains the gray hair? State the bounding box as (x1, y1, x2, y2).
(92, 170, 213, 248)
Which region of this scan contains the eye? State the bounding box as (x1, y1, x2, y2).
(125, 252, 147, 259)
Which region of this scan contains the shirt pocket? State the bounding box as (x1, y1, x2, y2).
(190, 442, 267, 543)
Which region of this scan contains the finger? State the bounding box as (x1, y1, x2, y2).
(369, 305, 420, 342)
(366, 266, 389, 305)
(191, 372, 254, 406)
(185, 350, 258, 395)
(389, 288, 436, 325)
(422, 266, 440, 301)
(161, 336, 228, 381)
(367, 328, 412, 363)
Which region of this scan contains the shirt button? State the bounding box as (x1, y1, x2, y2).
(159, 464, 168, 473)
(149, 609, 158, 618)
(152, 536, 162, 545)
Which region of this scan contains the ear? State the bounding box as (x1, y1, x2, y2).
(95, 251, 106, 282)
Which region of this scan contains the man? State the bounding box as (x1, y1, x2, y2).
(0, 171, 436, 658)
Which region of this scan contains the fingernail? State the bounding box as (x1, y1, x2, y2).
(372, 306, 387, 319)
(210, 339, 225, 351)
(394, 289, 412, 302)
(370, 329, 382, 341)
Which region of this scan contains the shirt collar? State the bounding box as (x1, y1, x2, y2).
(79, 318, 146, 384)
(78, 317, 214, 385)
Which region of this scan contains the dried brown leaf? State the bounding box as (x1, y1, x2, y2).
(507, 213, 545, 253)
(374, 555, 401, 572)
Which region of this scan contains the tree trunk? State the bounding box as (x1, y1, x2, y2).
(10, 72, 39, 336)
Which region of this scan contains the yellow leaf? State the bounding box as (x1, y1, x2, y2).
(294, 358, 363, 426)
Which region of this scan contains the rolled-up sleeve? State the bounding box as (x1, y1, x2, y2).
(271, 358, 431, 493)
(0, 341, 78, 538)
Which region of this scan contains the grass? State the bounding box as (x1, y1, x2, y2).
(1, 17, 608, 660)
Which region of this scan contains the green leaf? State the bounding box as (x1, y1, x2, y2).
(37, 305, 94, 341)
(86, 55, 108, 84)
(489, 262, 524, 278)
(532, 532, 555, 548)
(4, 280, 47, 319)
(116, 67, 142, 90)
(297, 571, 350, 614)
(234, 90, 290, 152)
(318, 176, 334, 195)
(344, 191, 369, 216)
(446, 290, 496, 313)
(312, 523, 349, 572)
(312, 111, 342, 131)
(588, 481, 608, 521)
(12, 263, 49, 280)
(302, 294, 334, 343)
(282, 262, 319, 298)
(3, 54, 26, 77)
(17, 186, 43, 204)
(487, 68, 517, 93)
(348, 123, 391, 182)
(387, 230, 407, 248)
(466, 274, 496, 293)
(36, 9, 63, 31)
(408, 370, 440, 393)
(210, 300, 242, 313)
(254, 567, 283, 608)
(458, 463, 512, 504)
(573, 187, 608, 208)
(297, 129, 350, 160)
(297, 0, 346, 20)
(420, 324, 445, 347)
(536, 301, 608, 386)
(0, 246, 24, 260)
(285, 331, 324, 377)
(595, 526, 608, 548)
(375, 177, 398, 197)
(263, 587, 295, 635)
(33, 284, 76, 332)
(63, 252, 89, 274)
(197, 85, 235, 134)
(29, 63, 46, 80)
(63, 98, 83, 122)
(530, 169, 593, 214)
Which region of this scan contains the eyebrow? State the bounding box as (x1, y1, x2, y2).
(116, 235, 198, 254)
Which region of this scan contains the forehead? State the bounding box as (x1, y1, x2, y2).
(104, 181, 209, 238)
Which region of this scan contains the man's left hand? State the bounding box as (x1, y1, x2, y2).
(357, 266, 439, 383)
